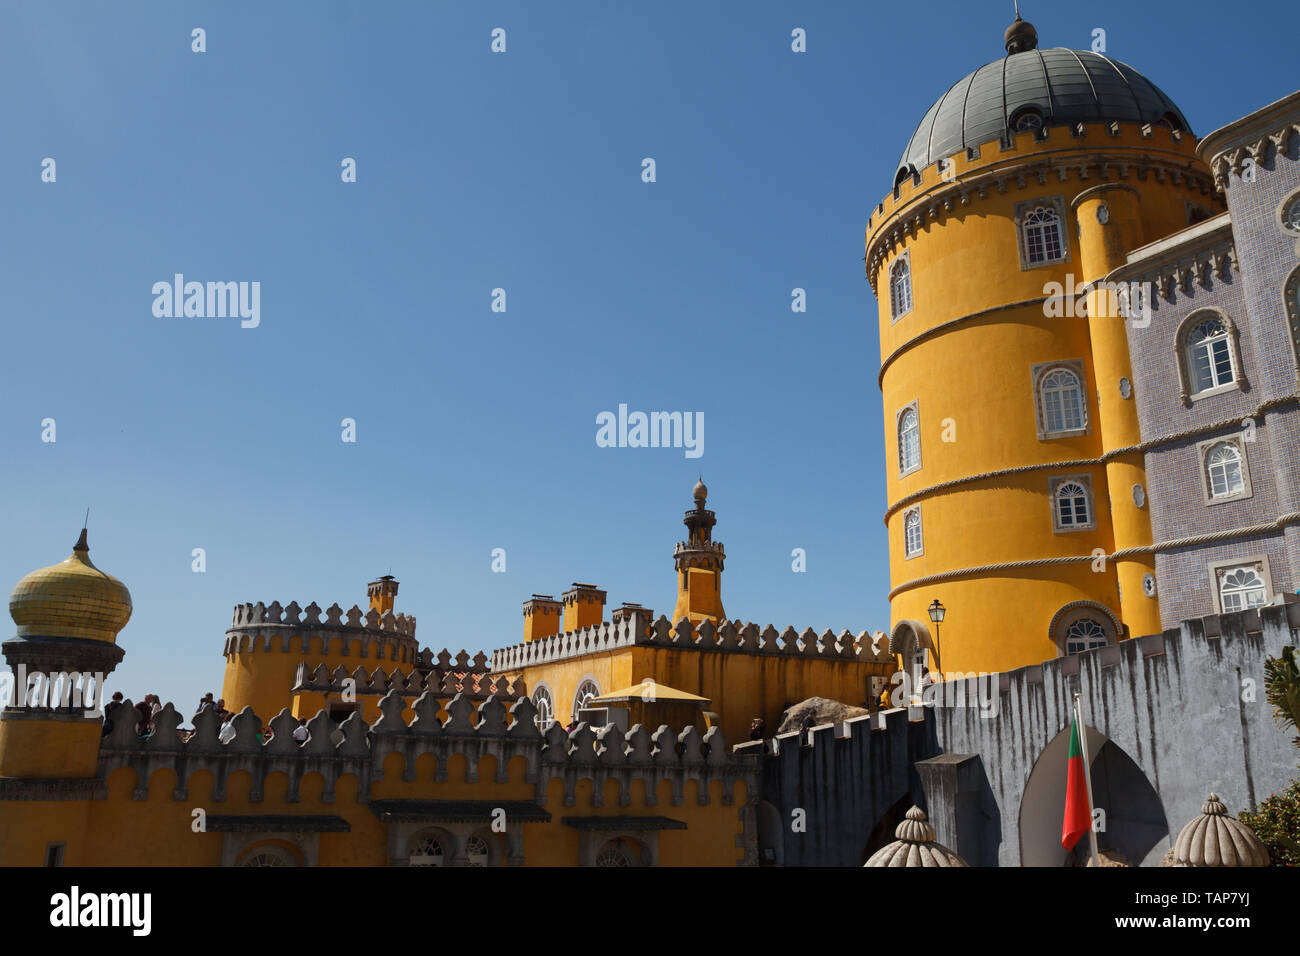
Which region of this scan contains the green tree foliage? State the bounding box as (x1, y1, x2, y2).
(1239, 780, 1300, 867)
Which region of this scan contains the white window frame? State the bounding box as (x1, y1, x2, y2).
(1196, 436, 1253, 504)
(903, 506, 923, 559)
(1015, 197, 1070, 270)
(1176, 309, 1244, 405)
(896, 400, 921, 478)
(572, 678, 601, 723)
(1063, 617, 1110, 656)
(531, 683, 555, 731)
(889, 250, 913, 323)
(1031, 359, 1090, 439)
(1209, 556, 1274, 615)
(1049, 474, 1096, 533)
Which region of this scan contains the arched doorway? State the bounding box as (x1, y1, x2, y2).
(1019, 724, 1168, 866)
(889, 620, 935, 702)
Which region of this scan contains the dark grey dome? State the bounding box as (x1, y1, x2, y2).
(898, 47, 1191, 177)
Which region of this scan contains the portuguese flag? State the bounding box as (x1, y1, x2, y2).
(1061, 714, 1092, 851)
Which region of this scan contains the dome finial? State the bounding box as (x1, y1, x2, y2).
(74, 509, 89, 553)
(1004, 5, 1037, 54)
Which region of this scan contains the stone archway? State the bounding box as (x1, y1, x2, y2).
(889, 620, 935, 698)
(1019, 724, 1169, 866)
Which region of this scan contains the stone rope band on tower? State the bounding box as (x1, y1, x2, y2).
(882, 394, 1300, 523)
(889, 512, 1300, 599)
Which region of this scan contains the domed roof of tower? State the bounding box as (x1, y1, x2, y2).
(895, 14, 1191, 177)
(8, 529, 132, 643)
(692, 476, 708, 502)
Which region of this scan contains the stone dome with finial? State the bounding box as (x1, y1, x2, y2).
(863, 805, 969, 867)
(9, 529, 133, 643)
(896, 7, 1191, 179)
(692, 476, 708, 503)
(1166, 793, 1271, 867)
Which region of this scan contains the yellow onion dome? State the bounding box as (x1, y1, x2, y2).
(9, 529, 132, 643)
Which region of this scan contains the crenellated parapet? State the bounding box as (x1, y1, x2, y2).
(224, 599, 418, 661)
(864, 121, 1218, 293)
(95, 690, 759, 810)
(491, 613, 893, 672)
(291, 660, 525, 702)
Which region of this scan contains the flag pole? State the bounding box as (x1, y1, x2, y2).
(1074, 692, 1101, 867)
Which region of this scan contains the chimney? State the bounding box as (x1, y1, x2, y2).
(522, 594, 562, 643)
(611, 602, 653, 638)
(562, 583, 606, 632)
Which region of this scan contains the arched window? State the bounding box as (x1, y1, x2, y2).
(408, 832, 446, 867)
(1012, 107, 1044, 132)
(889, 254, 913, 321)
(595, 838, 640, 867)
(531, 685, 554, 731)
(572, 679, 600, 723)
(1023, 205, 1065, 264)
(1050, 603, 1118, 657)
(1284, 266, 1300, 371)
(1064, 618, 1109, 656)
(1205, 442, 1245, 498)
(1185, 317, 1236, 393)
(897, 404, 920, 476)
(1039, 367, 1087, 434)
(903, 508, 923, 558)
(1218, 565, 1268, 612)
(238, 845, 297, 867)
(465, 835, 490, 867)
(1051, 478, 1093, 531)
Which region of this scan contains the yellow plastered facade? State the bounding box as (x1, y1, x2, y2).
(870, 121, 1222, 674)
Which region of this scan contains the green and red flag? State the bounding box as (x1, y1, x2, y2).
(1061, 714, 1091, 851)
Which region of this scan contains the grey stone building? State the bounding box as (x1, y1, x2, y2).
(1113, 90, 1300, 628)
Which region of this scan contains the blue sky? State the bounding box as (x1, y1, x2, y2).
(2, 1, 1296, 712)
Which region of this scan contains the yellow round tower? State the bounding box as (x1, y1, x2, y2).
(867, 15, 1223, 674)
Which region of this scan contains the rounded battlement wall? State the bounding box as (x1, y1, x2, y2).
(221, 600, 420, 719)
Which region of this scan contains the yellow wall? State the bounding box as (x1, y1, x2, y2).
(512, 644, 887, 743)
(1, 747, 751, 867)
(869, 122, 1221, 673)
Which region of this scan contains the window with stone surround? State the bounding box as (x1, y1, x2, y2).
(1050, 602, 1118, 657)
(1284, 266, 1300, 374)
(897, 401, 921, 478)
(1032, 360, 1089, 439)
(1015, 197, 1070, 269)
(1176, 309, 1243, 404)
(1197, 436, 1253, 504)
(1278, 190, 1300, 237)
(1210, 558, 1273, 614)
(889, 251, 913, 323)
(903, 507, 923, 559)
(1050, 474, 1095, 532)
